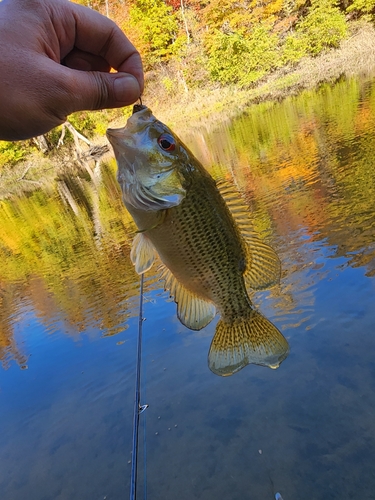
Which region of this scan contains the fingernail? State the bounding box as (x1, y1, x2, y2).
(114, 74, 140, 103)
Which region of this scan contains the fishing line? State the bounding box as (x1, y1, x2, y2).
(130, 273, 148, 500)
(258, 448, 285, 500)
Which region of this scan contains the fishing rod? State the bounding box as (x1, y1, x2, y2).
(130, 273, 148, 500)
(129, 273, 284, 500)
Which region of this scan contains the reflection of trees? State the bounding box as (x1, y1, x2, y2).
(191, 76, 375, 294)
(0, 162, 140, 367)
(0, 283, 28, 368)
(2, 76, 375, 367)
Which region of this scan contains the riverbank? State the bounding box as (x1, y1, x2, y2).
(1, 21, 375, 199)
(141, 21, 375, 137)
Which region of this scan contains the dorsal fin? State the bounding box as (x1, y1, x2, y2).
(216, 179, 258, 242)
(130, 233, 156, 274)
(159, 265, 216, 330)
(216, 179, 281, 290)
(243, 236, 281, 290)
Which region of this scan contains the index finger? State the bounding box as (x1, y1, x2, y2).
(63, 1, 144, 91)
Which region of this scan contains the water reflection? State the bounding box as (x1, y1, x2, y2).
(1, 77, 375, 367)
(0, 163, 140, 367)
(1, 74, 375, 499)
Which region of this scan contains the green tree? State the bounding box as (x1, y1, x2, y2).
(129, 0, 179, 68)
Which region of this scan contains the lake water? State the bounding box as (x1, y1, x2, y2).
(1, 75, 375, 500)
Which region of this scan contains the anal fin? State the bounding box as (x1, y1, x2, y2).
(160, 266, 216, 331)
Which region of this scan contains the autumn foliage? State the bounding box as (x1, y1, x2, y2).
(0, 0, 374, 168)
(75, 0, 364, 78)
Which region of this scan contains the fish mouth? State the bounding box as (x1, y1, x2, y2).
(106, 127, 136, 150)
(106, 126, 128, 139)
(106, 106, 154, 146)
(132, 104, 148, 114)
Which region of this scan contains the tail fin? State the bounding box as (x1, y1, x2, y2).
(208, 310, 289, 376)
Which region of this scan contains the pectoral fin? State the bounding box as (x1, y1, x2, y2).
(130, 233, 157, 274)
(159, 266, 216, 330)
(208, 310, 289, 376)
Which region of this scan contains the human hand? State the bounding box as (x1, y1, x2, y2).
(0, 0, 144, 141)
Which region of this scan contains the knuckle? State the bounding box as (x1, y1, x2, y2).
(90, 72, 110, 110)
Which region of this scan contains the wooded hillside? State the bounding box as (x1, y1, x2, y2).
(1, 0, 375, 167)
(77, 0, 373, 83)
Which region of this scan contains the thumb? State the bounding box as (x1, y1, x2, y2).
(62, 69, 142, 113)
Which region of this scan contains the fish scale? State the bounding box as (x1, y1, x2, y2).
(149, 174, 250, 319)
(107, 105, 289, 376)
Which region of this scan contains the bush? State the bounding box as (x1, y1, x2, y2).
(347, 0, 375, 21)
(206, 24, 279, 86)
(297, 0, 348, 55)
(281, 32, 309, 64)
(0, 141, 28, 167)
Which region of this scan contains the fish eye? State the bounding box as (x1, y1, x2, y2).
(157, 133, 176, 152)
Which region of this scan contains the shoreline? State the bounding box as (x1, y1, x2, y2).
(1, 22, 375, 198)
(143, 22, 375, 137)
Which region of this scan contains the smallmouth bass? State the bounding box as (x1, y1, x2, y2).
(107, 105, 289, 376)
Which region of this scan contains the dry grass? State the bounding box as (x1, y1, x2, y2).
(296, 22, 375, 87)
(143, 22, 375, 137)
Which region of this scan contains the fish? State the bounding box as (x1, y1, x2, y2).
(106, 105, 289, 376)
